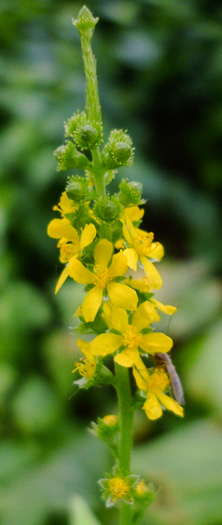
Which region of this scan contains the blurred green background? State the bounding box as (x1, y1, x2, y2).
(0, 1, 222, 524)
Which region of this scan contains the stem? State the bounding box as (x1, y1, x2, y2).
(80, 34, 101, 124)
(92, 147, 106, 197)
(115, 364, 134, 525)
(79, 32, 105, 196)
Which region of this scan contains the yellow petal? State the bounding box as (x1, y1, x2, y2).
(122, 248, 138, 271)
(151, 298, 177, 315)
(103, 301, 128, 332)
(77, 338, 92, 358)
(126, 217, 138, 240)
(114, 348, 140, 367)
(143, 394, 163, 420)
(58, 192, 77, 214)
(141, 257, 163, 290)
(150, 368, 169, 392)
(109, 252, 128, 278)
(158, 393, 184, 417)
(125, 206, 144, 222)
(125, 277, 152, 293)
(133, 363, 149, 390)
(123, 221, 133, 244)
(94, 239, 113, 267)
(115, 238, 125, 250)
(80, 223, 97, 250)
(91, 333, 122, 356)
(148, 242, 164, 261)
(55, 265, 70, 294)
(132, 301, 155, 331)
(140, 333, 173, 354)
(82, 286, 103, 322)
(47, 218, 78, 242)
(107, 282, 138, 311)
(69, 258, 95, 284)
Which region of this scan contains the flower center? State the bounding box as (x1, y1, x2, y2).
(73, 358, 95, 379)
(94, 264, 111, 289)
(59, 242, 79, 263)
(108, 477, 130, 501)
(122, 325, 142, 349)
(133, 231, 154, 256)
(150, 369, 169, 393)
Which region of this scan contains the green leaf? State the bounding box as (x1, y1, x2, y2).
(68, 494, 101, 525)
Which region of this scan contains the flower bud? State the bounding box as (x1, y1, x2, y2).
(91, 415, 119, 442)
(54, 141, 90, 171)
(102, 129, 134, 169)
(113, 142, 131, 163)
(65, 111, 103, 150)
(118, 179, 144, 206)
(93, 196, 122, 224)
(72, 6, 99, 40)
(66, 176, 93, 203)
(134, 480, 156, 506)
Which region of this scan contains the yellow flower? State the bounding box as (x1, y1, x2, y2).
(133, 359, 184, 420)
(68, 239, 138, 322)
(91, 301, 173, 367)
(47, 218, 96, 293)
(135, 479, 149, 496)
(72, 338, 96, 380)
(108, 476, 131, 502)
(53, 191, 77, 216)
(115, 206, 144, 250)
(102, 415, 118, 427)
(122, 217, 164, 289)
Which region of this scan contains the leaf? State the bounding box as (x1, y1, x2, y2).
(68, 494, 101, 525)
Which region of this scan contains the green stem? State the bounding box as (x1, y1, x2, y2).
(80, 34, 101, 124)
(80, 32, 105, 196)
(92, 147, 106, 197)
(115, 364, 134, 525)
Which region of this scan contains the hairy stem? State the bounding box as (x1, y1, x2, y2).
(80, 34, 101, 124)
(115, 364, 134, 525)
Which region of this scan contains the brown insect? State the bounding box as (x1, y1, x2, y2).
(155, 353, 185, 405)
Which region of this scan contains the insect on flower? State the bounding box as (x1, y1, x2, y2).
(154, 352, 185, 406)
